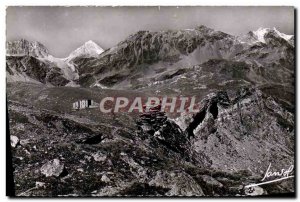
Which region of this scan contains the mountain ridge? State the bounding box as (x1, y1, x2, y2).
(6, 26, 294, 89)
(69, 26, 293, 89)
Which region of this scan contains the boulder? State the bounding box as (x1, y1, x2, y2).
(149, 170, 204, 196)
(10, 135, 19, 148)
(101, 174, 110, 183)
(36, 181, 46, 188)
(40, 159, 65, 177)
(244, 186, 266, 196)
(201, 175, 223, 188)
(92, 152, 107, 162)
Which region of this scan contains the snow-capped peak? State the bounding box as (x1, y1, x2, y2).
(252, 27, 270, 43)
(83, 40, 104, 54)
(252, 27, 293, 43)
(239, 27, 294, 45)
(65, 40, 104, 61)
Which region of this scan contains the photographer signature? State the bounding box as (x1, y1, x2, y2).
(245, 163, 294, 188)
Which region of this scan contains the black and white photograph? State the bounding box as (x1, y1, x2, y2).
(6, 6, 295, 197)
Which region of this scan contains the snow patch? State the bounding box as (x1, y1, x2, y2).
(92, 83, 108, 89)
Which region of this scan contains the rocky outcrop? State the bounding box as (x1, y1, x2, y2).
(149, 170, 204, 196)
(136, 104, 189, 156)
(176, 88, 294, 177)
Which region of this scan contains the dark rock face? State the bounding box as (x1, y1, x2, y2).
(45, 67, 70, 86)
(6, 56, 48, 83)
(75, 134, 103, 144)
(136, 104, 189, 156)
(153, 120, 188, 155)
(184, 91, 231, 139)
(6, 56, 69, 86)
(6, 39, 81, 87)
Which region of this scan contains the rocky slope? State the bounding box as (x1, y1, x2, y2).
(176, 88, 294, 173)
(7, 83, 294, 196)
(6, 56, 70, 86)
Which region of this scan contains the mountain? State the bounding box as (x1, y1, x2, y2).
(6, 40, 105, 87)
(65, 40, 104, 62)
(6, 39, 49, 58)
(73, 26, 241, 87)
(70, 26, 293, 91)
(239, 27, 294, 45)
(6, 27, 293, 90)
(6, 55, 70, 86)
(175, 88, 294, 173)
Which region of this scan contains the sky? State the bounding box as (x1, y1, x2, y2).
(6, 6, 294, 57)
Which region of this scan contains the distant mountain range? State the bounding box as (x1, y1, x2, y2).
(6, 39, 104, 86)
(6, 26, 294, 89)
